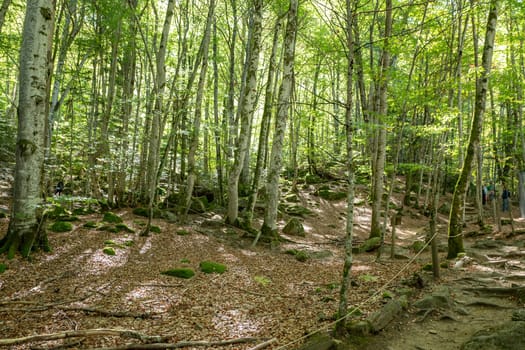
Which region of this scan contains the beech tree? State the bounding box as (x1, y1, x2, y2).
(448, 0, 499, 259)
(0, 0, 55, 258)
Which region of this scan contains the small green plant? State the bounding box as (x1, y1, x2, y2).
(358, 274, 378, 282)
(103, 247, 116, 256)
(254, 275, 271, 286)
(199, 261, 227, 274)
(161, 268, 195, 279)
(102, 212, 122, 223)
(124, 240, 134, 247)
(150, 225, 161, 233)
(176, 229, 190, 236)
(180, 258, 191, 263)
(49, 221, 73, 233)
(0, 263, 7, 274)
(104, 240, 117, 246)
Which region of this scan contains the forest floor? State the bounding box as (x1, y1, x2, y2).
(0, 172, 524, 349)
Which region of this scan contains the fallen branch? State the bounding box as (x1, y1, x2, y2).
(91, 337, 260, 349)
(248, 338, 278, 350)
(0, 328, 169, 346)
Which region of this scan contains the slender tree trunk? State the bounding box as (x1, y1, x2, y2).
(335, 0, 355, 337)
(212, 17, 224, 206)
(142, 0, 175, 235)
(182, 0, 215, 219)
(448, 0, 499, 259)
(1, 0, 55, 258)
(226, 0, 263, 225)
(0, 0, 12, 34)
(259, 0, 298, 240)
(246, 17, 281, 227)
(369, 0, 392, 239)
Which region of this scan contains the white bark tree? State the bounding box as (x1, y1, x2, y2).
(258, 0, 299, 240)
(1, 0, 55, 258)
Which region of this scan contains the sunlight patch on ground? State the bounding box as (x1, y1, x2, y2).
(240, 249, 256, 257)
(83, 249, 129, 275)
(212, 308, 261, 337)
(220, 252, 239, 263)
(12, 284, 43, 299)
(124, 285, 173, 313)
(303, 223, 312, 233)
(139, 237, 153, 254)
(353, 264, 372, 272)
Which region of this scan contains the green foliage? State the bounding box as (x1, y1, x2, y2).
(102, 212, 122, 223)
(161, 268, 195, 279)
(50, 221, 73, 232)
(0, 263, 7, 274)
(199, 261, 227, 274)
(176, 229, 191, 236)
(132, 207, 149, 217)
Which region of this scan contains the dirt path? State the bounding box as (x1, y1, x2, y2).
(362, 234, 525, 350)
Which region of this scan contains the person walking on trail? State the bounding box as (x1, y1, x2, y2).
(502, 184, 510, 212)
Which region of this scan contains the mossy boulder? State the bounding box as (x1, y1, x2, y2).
(281, 204, 312, 217)
(282, 217, 305, 237)
(97, 225, 119, 233)
(103, 247, 116, 255)
(83, 221, 98, 229)
(102, 211, 122, 223)
(161, 268, 195, 279)
(50, 221, 73, 233)
(150, 225, 161, 234)
(285, 249, 310, 262)
(199, 261, 227, 274)
(115, 223, 135, 233)
(359, 237, 381, 252)
(316, 189, 347, 201)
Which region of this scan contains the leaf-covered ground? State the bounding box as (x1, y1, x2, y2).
(0, 177, 524, 349)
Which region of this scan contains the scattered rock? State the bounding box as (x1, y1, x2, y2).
(282, 217, 305, 237)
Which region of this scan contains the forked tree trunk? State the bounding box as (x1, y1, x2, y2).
(448, 0, 499, 259)
(1, 0, 55, 258)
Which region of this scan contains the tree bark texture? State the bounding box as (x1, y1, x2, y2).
(1, 0, 55, 258)
(448, 0, 499, 259)
(261, 0, 299, 237)
(226, 0, 263, 225)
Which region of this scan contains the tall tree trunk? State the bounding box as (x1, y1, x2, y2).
(448, 0, 499, 259)
(335, 0, 355, 337)
(182, 0, 215, 219)
(212, 17, 224, 206)
(1, 0, 55, 258)
(258, 0, 298, 241)
(225, 0, 263, 225)
(142, 0, 175, 235)
(369, 0, 392, 239)
(246, 17, 282, 228)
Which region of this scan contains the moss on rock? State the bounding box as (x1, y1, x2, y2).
(50, 221, 73, 232)
(199, 261, 227, 274)
(103, 211, 123, 223)
(83, 221, 98, 228)
(103, 247, 116, 255)
(161, 268, 195, 279)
